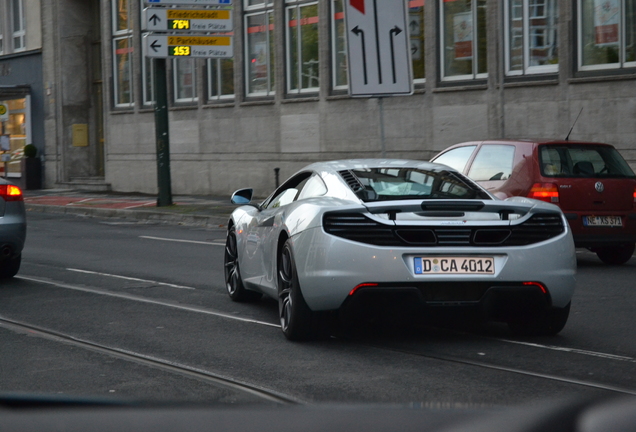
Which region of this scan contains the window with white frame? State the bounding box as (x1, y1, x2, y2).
(440, 0, 488, 81)
(142, 57, 155, 106)
(11, 0, 25, 51)
(409, 0, 426, 82)
(286, 0, 319, 94)
(112, 0, 133, 107)
(331, 0, 347, 89)
(578, 0, 636, 71)
(505, 0, 558, 75)
(140, 0, 154, 106)
(208, 58, 234, 100)
(245, 0, 275, 96)
(529, 0, 546, 18)
(0, 6, 4, 55)
(173, 58, 198, 103)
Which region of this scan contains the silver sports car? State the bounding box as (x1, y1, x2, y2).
(225, 160, 576, 340)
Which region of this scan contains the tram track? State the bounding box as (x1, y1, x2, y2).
(0, 316, 302, 405)
(5, 273, 636, 402)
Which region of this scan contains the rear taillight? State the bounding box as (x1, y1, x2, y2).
(633, 186, 636, 204)
(528, 183, 559, 203)
(0, 184, 24, 202)
(349, 283, 378, 296)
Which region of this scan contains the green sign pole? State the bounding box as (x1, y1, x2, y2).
(153, 58, 173, 207)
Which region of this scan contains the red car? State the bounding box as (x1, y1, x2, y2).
(431, 140, 636, 265)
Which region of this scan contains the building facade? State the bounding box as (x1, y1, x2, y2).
(0, 0, 43, 181)
(3, 0, 636, 196)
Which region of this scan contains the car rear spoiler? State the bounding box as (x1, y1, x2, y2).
(363, 199, 544, 221)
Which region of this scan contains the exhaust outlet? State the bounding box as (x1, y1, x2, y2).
(0, 245, 13, 259)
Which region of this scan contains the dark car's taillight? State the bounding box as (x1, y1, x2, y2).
(528, 183, 559, 204)
(0, 184, 24, 202)
(633, 186, 636, 206)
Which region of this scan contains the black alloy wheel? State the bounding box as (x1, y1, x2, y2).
(508, 302, 571, 337)
(595, 243, 635, 266)
(0, 253, 20, 279)
(278, 240, 316, 341)
(224, 227, 261, 302)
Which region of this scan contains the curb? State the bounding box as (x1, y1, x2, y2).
(25, 204, 231, 228)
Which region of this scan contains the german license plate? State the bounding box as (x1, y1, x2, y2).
(414, 257, 495, 275)
(583, 215, 623, 227)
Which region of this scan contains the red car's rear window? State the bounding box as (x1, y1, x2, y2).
(539, 145, 636, 178)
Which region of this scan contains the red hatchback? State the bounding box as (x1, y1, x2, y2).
(431, 140, 636, 265)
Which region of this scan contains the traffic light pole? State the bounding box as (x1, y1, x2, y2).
(153, 58, 173, 207)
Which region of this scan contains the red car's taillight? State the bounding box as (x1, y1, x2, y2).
(633, 186, 636, 204)
(528, 183, 559, 203)
(0, 184, 24, 202)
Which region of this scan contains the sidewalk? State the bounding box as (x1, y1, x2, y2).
(23, 189, 237, 228)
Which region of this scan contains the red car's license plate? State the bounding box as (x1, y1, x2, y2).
(583, 216, 623, 227)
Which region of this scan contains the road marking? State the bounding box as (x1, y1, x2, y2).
(66, 268, 196, 290)
(362, 341, 636, 396)
(497, 339, 636, 363)
(140, 235, 225, 246)
(16, 275, 280, 328)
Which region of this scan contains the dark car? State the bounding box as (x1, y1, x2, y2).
(431, 140, 636, 265)
(0, 178, 26, 278)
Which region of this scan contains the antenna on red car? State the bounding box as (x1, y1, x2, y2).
(565, 108, 583, 141)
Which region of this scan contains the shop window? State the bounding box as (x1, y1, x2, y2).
(286, 0, 320, 94)
(173, 58, 198, 103)
(245, 1, 275, 97)
(505, 0, 558, 76)
(578, 0, 636, 71)
(0, 97, 30, 177)
(208, 58, 234, 101)
(440, 0, 488, 81)
(112, 0, 133, 107)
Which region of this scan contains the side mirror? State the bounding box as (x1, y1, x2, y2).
(231, 188, 254, 205)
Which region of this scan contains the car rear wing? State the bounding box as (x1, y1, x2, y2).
(362, 199, 558, 222)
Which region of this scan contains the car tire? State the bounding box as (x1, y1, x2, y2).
(0, 253, 21, 279)
(224, 227, 262, 302)
(508, 302, 570, 337)
(595, 243, 635, 265)
(278, 240, 320, 341)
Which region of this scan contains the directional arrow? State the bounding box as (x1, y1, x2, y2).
(149, 14, 161, 25)
(389, 26, 402, 83)
(150, 39, 162, 52)
(351, 26, 367, 85)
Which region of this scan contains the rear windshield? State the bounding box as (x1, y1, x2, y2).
(341, 168, 492, 202)
(540, 145, 636, 179)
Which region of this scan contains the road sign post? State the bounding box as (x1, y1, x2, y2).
(153, 59, 172, 207)
(345, 0, 412, 97)
(143, 0, 234, 205)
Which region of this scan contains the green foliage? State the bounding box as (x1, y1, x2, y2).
(23, 144, 37, 158)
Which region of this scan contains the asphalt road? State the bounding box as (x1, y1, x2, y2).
(1, 212, 635, 407)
